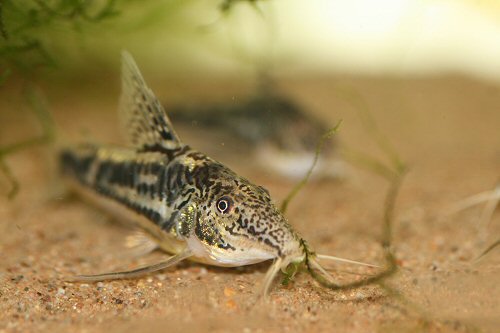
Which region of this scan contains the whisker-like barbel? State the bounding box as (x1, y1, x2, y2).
(316, 254, 381, 268)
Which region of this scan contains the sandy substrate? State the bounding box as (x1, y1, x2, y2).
(0, 75, 499, 332)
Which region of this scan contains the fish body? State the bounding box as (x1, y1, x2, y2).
(60, 53, 304, 276)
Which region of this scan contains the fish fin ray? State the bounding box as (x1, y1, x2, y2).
(123, 229, 159, 258)
(67, 249, 192, 282)
(120, 51, 182, 151)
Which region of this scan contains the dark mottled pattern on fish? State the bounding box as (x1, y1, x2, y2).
(60, 142, 299, 256)
(61, 144, 191, 231)
(60, 52, 304, 270)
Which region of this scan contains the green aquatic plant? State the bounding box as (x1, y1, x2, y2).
(275, 89, 465, 327)
(0, 0, 119, 82)
(289, 88, 482, 331)
(0, 86, 56, 199)
(299, 135, 406, 291)
(279, 120, 343, 214)
(0, 0, 266, 83)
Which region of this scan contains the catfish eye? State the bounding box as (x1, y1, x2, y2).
(216, 196, 232, 214)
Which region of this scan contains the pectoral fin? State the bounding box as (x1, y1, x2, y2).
(123, 229, 159, 258)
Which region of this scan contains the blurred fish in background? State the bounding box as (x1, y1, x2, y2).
(166, 84, 345, 180)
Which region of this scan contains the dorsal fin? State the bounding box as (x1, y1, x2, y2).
(119, 51, 182, 151)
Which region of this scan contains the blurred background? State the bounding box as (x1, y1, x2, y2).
(2, 0, 500, 82)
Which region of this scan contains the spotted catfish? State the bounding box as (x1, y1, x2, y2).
(61, 52, 377, 295)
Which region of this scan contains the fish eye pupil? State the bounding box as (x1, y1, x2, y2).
(216, 197, 231, 214)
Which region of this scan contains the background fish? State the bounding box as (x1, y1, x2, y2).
(166, 89, 347, 180)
